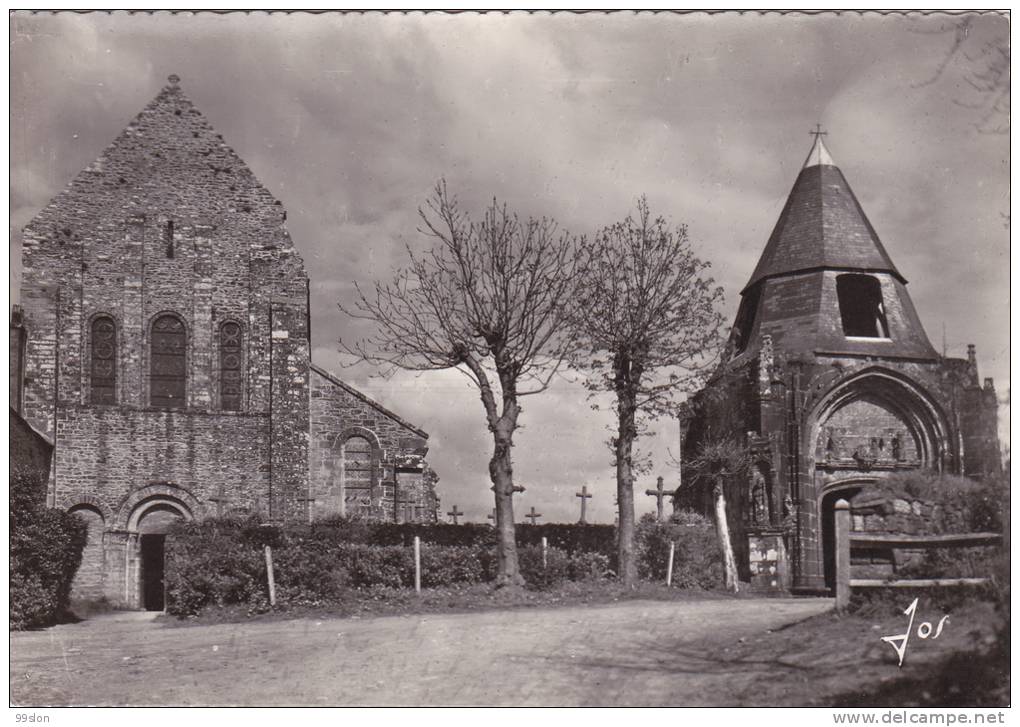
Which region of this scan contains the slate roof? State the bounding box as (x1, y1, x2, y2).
(742, 137, 904, 293)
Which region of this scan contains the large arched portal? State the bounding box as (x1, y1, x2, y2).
(797, 368, 953, 592)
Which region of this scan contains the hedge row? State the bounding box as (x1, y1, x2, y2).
(261, 517, 618, 555)
(163, 513, 717, 617)
(164, 520, 615, 616)
(10, 505, 88, 630)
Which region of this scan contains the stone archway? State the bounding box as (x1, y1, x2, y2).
(124, 495, 194, 610)
(797, 368, 952, 592)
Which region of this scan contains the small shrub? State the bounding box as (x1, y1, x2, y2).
(635, 511, 722, 589)
(518, 544, 570, 589)
(273, 540, 350, 605)
(419, 544, 488, 587)
(164, 519, 266, 617)
(568, 551, 613, 581)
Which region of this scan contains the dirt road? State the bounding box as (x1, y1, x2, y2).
(11, 598, 832, 706)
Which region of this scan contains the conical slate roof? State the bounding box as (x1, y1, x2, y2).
(742, 135, 903, 293)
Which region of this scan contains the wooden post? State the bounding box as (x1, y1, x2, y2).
(834, 499, 850, 611)
(264, 545, 277, 607)
(666, 541, 675, 587)
(413, 535, 421, 594)
(541, 536, 548, 570)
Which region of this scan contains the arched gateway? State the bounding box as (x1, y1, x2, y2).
(807, 369, 951, 590)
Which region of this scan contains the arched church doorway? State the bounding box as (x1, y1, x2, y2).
(131, 501, 189, 611)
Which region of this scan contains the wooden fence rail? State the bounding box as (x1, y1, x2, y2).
(834, 498, 1003, 610)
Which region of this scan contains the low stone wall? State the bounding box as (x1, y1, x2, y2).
(849, 493, 971, 536)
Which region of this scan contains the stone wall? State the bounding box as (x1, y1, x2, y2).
(19, 78, 308, 442)
(53, 406, 271, 521)
(309, 366, 437, 523)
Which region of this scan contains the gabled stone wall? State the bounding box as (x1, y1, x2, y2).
(309, 366, 437, 523)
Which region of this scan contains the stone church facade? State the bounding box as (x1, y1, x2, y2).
(677, 135, 1001, 594)
(11, 76, 438, 610)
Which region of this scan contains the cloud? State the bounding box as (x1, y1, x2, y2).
(10, 11, 1010, 521)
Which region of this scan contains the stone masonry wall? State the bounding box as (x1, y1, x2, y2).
(309, 366, 437, 523)
(18, 77, 309, 522)
(53, 406, 271, 522)
(19, 78, 308, 441)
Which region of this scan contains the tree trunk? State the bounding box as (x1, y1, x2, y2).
(490, 429, 524, 587)
(713, 478, 740, 592)
(615, 392, 638, 588)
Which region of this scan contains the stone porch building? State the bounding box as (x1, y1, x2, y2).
(677, 134, 1002, 594)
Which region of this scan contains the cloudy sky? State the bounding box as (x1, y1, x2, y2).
(10, 11, 1009, 524)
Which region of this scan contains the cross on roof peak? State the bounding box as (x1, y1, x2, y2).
(803, 126, 836, 169)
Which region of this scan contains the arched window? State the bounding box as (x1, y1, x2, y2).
(90, 316, 117, 405)
(219, 321, 243, 411)
(150, 314, 186, 408)
(836, 274, 889, 338)
(341, 436, 373, 510)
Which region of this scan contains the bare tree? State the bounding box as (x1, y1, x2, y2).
(570, 198, 724, 587)
(342, 181, 585, 586)
(913, 14, 1009, 135)
(685, 436, 749, 592)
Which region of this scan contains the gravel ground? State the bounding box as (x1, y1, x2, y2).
(10, 597, 833, 706)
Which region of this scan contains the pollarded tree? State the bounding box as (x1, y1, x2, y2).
(341, 181, 586, 587)
(685, 435, 749, 592)
(570, 198, 725, 587)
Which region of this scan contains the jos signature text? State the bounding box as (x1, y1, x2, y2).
(881, 597, 950, 667)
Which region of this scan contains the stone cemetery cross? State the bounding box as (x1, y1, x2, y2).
(208, 483, 229, 517)
(576, 485, 593, 524)
(447, 505, 464, 525)
(525, 506, 542, 525)
(296, 494, 316, 524)
(645, 476, 668, 522)
(487, 508, 497, 524)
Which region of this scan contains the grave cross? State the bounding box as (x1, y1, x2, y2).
(525, 506, 543, 525)
(208, 483, 229, 517)
(575, 485, 593, 524)
(295, 495, 316, 524)
(446, 505, 464, 525)
(645, 476, 668, 522)
(486, 508, 497, 524)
